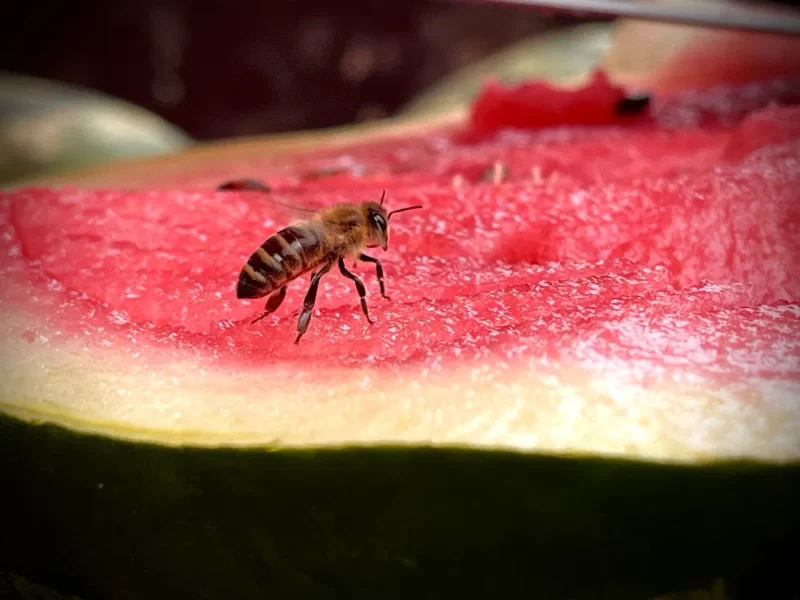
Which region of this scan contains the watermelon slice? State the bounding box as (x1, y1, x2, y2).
(2, 49, 800, 599)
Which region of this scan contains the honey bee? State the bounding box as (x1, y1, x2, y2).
(233, 187, 423, 344)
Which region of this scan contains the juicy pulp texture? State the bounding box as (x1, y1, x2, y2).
(1, 75, 800, 460)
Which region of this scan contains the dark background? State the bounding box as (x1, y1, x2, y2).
(0, 0, 584, 140)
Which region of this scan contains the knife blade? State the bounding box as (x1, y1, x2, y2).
(434, 0, 800, 36)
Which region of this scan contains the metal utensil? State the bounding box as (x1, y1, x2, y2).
(435, 0, 800, 36)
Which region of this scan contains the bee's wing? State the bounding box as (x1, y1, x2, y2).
(264, 196, 321, 217)
(216, 178, 321, 219)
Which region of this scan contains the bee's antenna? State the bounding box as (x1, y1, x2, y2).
(387, 205, 424, 220)
(380, 189, 386, 207)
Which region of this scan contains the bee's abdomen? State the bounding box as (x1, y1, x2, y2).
(236, 225, 322, 299)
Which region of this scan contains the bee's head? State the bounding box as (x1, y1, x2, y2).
(364, 190, 422, 251)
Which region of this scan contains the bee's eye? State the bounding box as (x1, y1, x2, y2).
(373, 213, 387, 231)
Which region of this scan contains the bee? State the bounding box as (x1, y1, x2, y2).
(234, 188, 423, 344)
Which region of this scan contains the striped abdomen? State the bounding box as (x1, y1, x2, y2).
(237, 224, 324, 299)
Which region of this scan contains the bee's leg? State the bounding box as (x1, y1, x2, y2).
(338, 258, 375, 325)
(358, 253, 390, 300)
(251, 286, 287, 324)
(295, 259, 334, 344)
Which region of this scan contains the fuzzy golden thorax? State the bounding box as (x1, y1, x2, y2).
(314, 202, 384, 257)
(315, 194, 422, 258)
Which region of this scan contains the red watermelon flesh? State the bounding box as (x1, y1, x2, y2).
(2, 73, 800, 457)
(463, 70, 637, 141)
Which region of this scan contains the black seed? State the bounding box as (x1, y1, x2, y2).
(615, 93, 652, 116)
(217, 178, 271, 192)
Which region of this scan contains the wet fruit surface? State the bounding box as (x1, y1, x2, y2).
(2, 74, 800, 386)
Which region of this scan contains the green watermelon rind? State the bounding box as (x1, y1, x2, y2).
(2, 413, 798, 599)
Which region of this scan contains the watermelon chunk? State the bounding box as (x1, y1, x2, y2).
(464, 69, 646, 141)
(2, 68, 800, 598)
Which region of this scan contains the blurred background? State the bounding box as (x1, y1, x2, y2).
(0, 0, 609, 184)
(1, 0, 797, 185)
(0, 0, 584, 139)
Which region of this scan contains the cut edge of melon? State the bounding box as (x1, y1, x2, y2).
(603, 5, 800, 93)
(2, 322, 799, 464)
